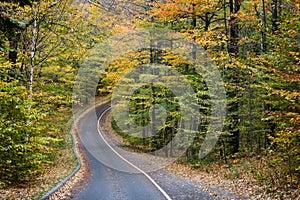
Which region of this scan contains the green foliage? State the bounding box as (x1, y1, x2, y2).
(0, 0, 111, 190)
(0, 78, 52, 187)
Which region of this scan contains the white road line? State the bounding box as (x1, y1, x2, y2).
(97, 107, 172, 200)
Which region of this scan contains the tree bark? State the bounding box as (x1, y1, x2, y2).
(261, 0, 267, 52)
(271, 0, 278, 34)
(29, 8, 37, 102)
(228, 0, 240, 54)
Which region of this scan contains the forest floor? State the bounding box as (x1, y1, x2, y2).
(165, 161, 299, 200)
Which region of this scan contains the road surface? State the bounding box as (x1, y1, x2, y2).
(75, 102, 217, 200)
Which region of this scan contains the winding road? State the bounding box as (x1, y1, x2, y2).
(74, 102, 217, 200)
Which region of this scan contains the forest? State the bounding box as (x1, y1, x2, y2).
(0, 0, 299, 199)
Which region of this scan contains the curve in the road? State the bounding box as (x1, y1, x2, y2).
(75, 102, 219, 200)
(97, 107, 172, 200)
(75, 102, 168, 200)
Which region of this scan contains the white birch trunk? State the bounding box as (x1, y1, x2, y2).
(29, 8, 37, 103)
(27, 5, 37, 143)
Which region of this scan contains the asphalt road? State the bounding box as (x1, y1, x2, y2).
(75, 102, 166, 200)
(75, 102, 217, 200)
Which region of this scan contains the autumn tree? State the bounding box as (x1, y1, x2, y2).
(0, 0, 111, 187)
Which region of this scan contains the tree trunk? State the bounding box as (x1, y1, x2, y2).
(29, 8, 37, 102)
(271, 0, 278, 34)
(228, 0, 240, 54)
(224, 0, 228, 36)
(261, 0, 267, 52)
